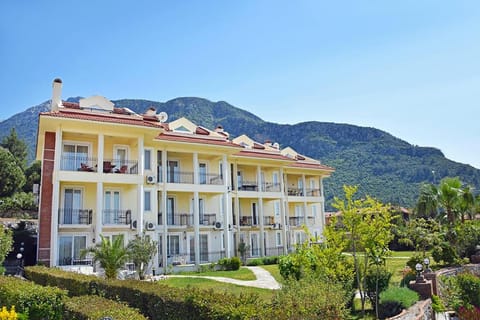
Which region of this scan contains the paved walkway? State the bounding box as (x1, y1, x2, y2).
(164, 266, 281, 290)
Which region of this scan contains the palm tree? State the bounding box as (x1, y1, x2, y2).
(437, 177, 462, 224)
(416, 183, 439, 219)
(81, 234, 129, 279)
(459, 186, 475, 222)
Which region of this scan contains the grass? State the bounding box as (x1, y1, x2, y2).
(160, 277, 276, 301)
(177, 266, 256, 280)
(259, 264, 283, 283)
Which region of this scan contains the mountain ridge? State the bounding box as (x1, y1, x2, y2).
(2, 97, 479, 209)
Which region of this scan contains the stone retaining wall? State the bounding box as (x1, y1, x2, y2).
(387, 299, 433, 320)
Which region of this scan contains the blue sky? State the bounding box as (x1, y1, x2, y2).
(1, 1, 479, 168)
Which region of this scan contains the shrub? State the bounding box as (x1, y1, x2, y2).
(456, 272, 480, 307)
(246, 258, 263, 266)
(431, 295, 446, 313)
(406, 252, 423, 270)
(0, 275, 66, 320)
(457, 305, 480, 320)
(378, 287, 419, 318)
(400, 269, 417, 287)
(364, 266, 392, 310)
(432, 241, 460, 266)
(262, 256, 278, 265)
(217, 257, 241, 271)
(0, 306, 28, 320)
(271, 274, 349, 319)
(25, 265, 265, 320)
(64, 295, 147, 320)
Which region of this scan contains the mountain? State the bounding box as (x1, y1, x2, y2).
(2, 97, 480, 209)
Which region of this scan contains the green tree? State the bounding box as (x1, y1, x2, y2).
(0, 147, 26, 197)
(1, 128, 28, 171)
(126, 231, 157, 280)
(81, 234, 129, 279)
(399, 218, 442, 257)
(332, 185, 394, 316)
(0, 225, 13, 274)
(23, 160, 41, 193)
(438, 177, 463, 224)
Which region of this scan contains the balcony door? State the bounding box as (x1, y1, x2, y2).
(104, 190, 120, 224)
(251, 202, 258, 225)
(58, 235, 86, 265)
(62, 143, 89, 170)
(167, 197, 175, 225)
(167, 160, 179, 183)
(114, 146, 128, 168)
(191, 198, 205, 224)
(199, 163, 207, 184)
(62, 188, 82, 224)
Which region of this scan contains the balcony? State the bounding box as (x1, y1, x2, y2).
(289, 216, 304, 227)
(239, 216, 259, 226)
(287, 187, 304, 196)
(263, 216, 275, 225)
(61, 155, 97, 172)
(157, 213, 217, 226)
(102, 159, 138, 174)
(158, 168, 223, 185)
(307, 216, 315, 225)
(58, 208, 93, 225)
(102, 209, 132, 225)
(237, 180, 258, 191)
(166, 171, 194, 184)
(261, 182, 281, 192)
(306, 188, 321, 197)
(200, 173, 223, 185)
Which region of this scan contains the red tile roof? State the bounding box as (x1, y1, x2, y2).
(155, 132, 241, 148)
(234, 149, 294, 161)
(288, 161, 334, 171)
(40, 107, 169, 129)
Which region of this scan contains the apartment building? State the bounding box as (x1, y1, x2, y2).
(36, 78, 334, 271)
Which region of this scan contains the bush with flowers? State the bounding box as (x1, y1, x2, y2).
(0, 306, 28, 320)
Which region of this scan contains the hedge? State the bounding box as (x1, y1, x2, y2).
(25, 266, 268, 320)
(378, 287, 419, 319)
(64, 295, 147, 320)
(0, 275, 66, 320)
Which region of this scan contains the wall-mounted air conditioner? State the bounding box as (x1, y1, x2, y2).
(146, 222, 155, 231)
(146, 175, 156, 184)
(214, 221, 223, 229)
(130, 220, 137, 230)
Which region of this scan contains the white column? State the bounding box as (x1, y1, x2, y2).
(257, 165, 265, 257)
(193, 152, 200, 267)
(319, 176, 326, 236)
(222, 155, 231, 258)
(233, 161, 240, 255)
(97, 134, 104, 174)
(302, 174, 307, 225)
(50, 128, 62, 265)
(95, 182, 103, 243)
(281, 169, 288, 254)
(138, 137, 144, 176)
(161, 149, 168, 270)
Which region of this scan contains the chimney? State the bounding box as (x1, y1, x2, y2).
(51, 78, 63, 111)
(215, 125, 224, 133)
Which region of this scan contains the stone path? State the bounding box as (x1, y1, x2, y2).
(164, 266, 281, 290)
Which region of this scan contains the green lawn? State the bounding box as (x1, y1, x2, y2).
(259, 264, 283, 283)
(160, 277, 276, 301)
(177, 266, 256, 280)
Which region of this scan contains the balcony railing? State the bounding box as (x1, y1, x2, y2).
(201, 173, 223, 185)
(262, 182, 281, 192)
(289, 216, 304, 226)
(167, 171, 194, 184)
(306, 188, 321, 197)
(102, 209, 132, 225)
(237, 180, 258, 191)
(58, 208, 92, 225)
(157, 213, 217, 226)
(287, 187, 304, 196)
(239, 216, 259, 226)
(263, 215, 275, 225)
(102, 159, 138, 174)
(61, 155, 97, 172)
(307, 216, 315, 225)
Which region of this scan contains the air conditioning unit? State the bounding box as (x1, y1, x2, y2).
(214, 221, 223, 229)
(130, 220, 137, 230)
(146, 175, 156, 184)
(146, 222, 155, 231)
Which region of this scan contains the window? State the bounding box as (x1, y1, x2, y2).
(58, 235, 87, 265)
(250, 233, 259, 257)
(276, 232, 282, 246)
(104, 190, 121, 224)
(274, 201, 280, 216)
(114, 146, 128, 167)
(312, 205, 317, 218)
(144, 149, 152, 171)
(62, 143, 89, 170)
(219, 162, 223, 179)
(199, 163, 207, 184)
(144, 190, 151, 211)
(61, 188, 82, 224)
(167, 160, 179, 183)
